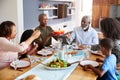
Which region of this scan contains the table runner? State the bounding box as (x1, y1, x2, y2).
(16, 51, 84, 80)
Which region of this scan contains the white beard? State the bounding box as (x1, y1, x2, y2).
(82, 26, 88, 30)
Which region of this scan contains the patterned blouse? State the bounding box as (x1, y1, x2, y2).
(112, 40, 120, 64)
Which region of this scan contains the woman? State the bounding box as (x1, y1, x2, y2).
(100, 18, 120, 68)
(0, 21, 41, 69)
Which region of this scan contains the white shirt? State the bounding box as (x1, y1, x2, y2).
(70, 26, 99, 45)
(0, 37, 29, 69)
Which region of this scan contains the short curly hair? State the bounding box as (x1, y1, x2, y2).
(0, 21, 15, 37)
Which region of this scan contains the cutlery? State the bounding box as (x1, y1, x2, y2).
(67, 61, 80, 66)
(40, 63, 47, 66)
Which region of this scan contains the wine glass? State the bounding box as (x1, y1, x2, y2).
(57, 38, 63, 49)
(12, 60, 19, 70)
(66, 38, 71, 45)
(27, 55, 35, 64)
(13, 63, 17, 70)
(41, 51, 48, 61)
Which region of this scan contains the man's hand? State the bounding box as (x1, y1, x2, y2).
(65, 32, 71, 39)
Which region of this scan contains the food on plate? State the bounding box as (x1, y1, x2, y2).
(46, 59, 68, 68)
(78, 45, 85, 50)
(24, 74, 41, 80)
(67, 51, 77, 54)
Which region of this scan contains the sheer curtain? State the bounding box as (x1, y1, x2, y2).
(74, 0, 93, 27)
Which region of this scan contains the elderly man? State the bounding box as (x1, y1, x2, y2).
(66, 15, 99, 45)
(35, 14, 58, 50)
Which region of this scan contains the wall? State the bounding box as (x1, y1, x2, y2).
(117, 6, 120, 17)
(0, 0, 24, 43)
(110, 5, 120, 18)
(23, 0, 75, 32)
(0, 0, 18, 23)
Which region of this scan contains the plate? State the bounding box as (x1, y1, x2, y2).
(41, 58, 73, 70)
(80, 60, 99, 67)
(37, 50, 53, 56)
(90, 50, 98, 54)
(10, 60, 30, 68)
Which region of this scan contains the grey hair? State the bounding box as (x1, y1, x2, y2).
(83, 15, 91, 23)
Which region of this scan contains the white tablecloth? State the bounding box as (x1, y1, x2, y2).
(16, 51, 84, 80)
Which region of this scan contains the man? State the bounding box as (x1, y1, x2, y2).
(35, 14, 58, 50)
(66, 15, 99, 45)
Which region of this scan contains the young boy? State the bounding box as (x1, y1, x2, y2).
(83, 38, 117, 80)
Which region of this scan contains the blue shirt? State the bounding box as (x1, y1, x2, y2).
(70, 26, 98, 45)
(100, 54, 117, 80)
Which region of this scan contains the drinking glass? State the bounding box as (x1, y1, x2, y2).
(41, 51, 48, 61)
(84, 49, 90, 59)
(13, 59, 19, 70)
(57, 38, 63, 49)
(66, 38, 71, 45)
(72, 42, 78, 49)
(13, 63, 17, 70)
(27, 55, 35, 64)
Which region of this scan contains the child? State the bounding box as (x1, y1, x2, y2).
(83, 38, 117, 80)
(19, 29, 38, 59)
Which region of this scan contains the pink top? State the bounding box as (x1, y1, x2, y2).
(0, 37, 29, 69)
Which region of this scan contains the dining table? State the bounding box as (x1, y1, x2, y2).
(0, 49, 103, 80)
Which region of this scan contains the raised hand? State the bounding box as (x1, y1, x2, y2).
(32, 30, 41, 39)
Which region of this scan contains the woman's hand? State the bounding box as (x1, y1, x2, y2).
(31, 30, 41, 39)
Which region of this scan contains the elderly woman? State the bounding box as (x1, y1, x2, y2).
(0, 21, 41, 69)
(100, 18, 120, 68)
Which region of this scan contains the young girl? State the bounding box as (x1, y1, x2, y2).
(20, 29, 38, 55)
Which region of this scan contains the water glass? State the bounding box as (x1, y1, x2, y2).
(42, 54, 47, 60)
(58, 49, 65, 60)
(83, 44, 91, 50)
(66, 38, 71, 45)
(84, 49, 90, 59)
(27, 55, 35, 64)
(72, 42, 78, 49)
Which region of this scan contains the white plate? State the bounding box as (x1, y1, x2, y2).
(80, 60, 99, 67)
(37, 50, 53, 56)
(10, 60, 30, 68)
(90, 50, 98, 54)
